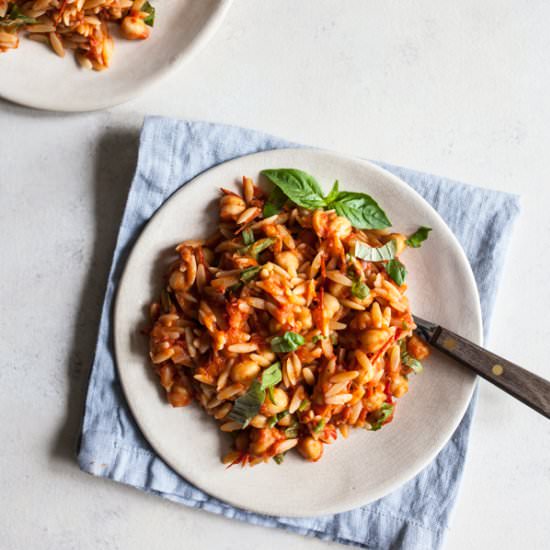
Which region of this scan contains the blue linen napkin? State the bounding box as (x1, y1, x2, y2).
(78, 117, 520, 550)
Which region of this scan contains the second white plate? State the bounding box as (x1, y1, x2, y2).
(0, 0, 232, 111)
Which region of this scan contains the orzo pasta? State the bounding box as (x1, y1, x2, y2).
(147, 169, 431, 466)
(0, 0, 154, 70)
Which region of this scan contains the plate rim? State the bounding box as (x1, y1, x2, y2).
(114, 147, 483, 516)
(0, 0, 233, 112)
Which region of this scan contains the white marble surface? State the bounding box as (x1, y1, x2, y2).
(1, 1, 549, 549)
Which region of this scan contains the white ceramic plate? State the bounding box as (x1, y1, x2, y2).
(114, 148, 482, 517)
(0, 0, 232, 111)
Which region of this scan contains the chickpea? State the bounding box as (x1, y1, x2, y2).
(296, 306, 313, 331)
(275, 251, 299, 277)
(391, 375, 409, 398)
(312, 209, 329, 237)
(120, 16, 150, 40)
(323, 292, 341, 319)
(298, 437, 323, 462)
(407, 335, 430, 360)
(360, 328, 390, 353)
(219, 194, 246, 221)
(250, 414, 267, 428)
(230, 359, 260, 383)
(262, 387, 289, 416)
(167, 384, 191, 407)
(249, 427, 276, 455)
(329, 215, 352, 239)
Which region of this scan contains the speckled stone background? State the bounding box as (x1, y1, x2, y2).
(1, 1, 550, 549)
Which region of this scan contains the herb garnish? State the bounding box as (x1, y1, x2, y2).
(400, 341, 423, 374)
(368, 403, 394, 431)
(228, 362, 282, 427)
(142, 1, 155, 26)
(406, 226, 431, 248)
(351, 279, 370, 299)
(242, 227, 255, 245)
(228, 380, 264, 428)
(0, 5, 36, 27)
(261, 168, 391, 229)
(271, 331, 305, 353)
(386, 259, 407, 286)
(240, 266, 261, 283)
(353, 240, 397, 262)
(260, 362, 282, 389)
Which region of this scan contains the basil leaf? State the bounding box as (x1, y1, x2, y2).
(263, 185, 287, 218)
(401, 342, 423, 374)
(142, 1, 155, 26)
(261, 169, 326, 209)
(242, 227, 255, 245)
(406, 226, 431, 248)
(267, 385, 276, 404)
(368, 403, 394, 431)
(386, 259, 407, 285)
(260, 362, 282, 389)
(351, 280, 370, 299)
(271, 331, 305, 353)
(313, 418, 326, 434)
(228, 380, 265, 428)
(267, 416, 277, 428)
(327, 191, 391, 229)
(273, 453, 285, 464)
(324, 180, 340, 204)
(353, 239, 397, 262)
(240, 266, 261, 283)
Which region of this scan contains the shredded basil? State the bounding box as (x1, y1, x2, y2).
(260, 362, 282, 389)
(313, 418, 326, 434)
(297, 399, 310, 412)
(242, 237, 276, 258)
(351, 279, 370, 299)
(267, 416, 277, 428)
(142, 1, 155, 26)
(240, 266, 261, 283)
(311, 334, 325, 343)
(406, 226, 431, 248)
(386, 259, 407, 285)
(242, 227, 255, 245)
(228, 380, 265, 428)
(368, 403, 394, 431)
(285, 425, 299, 438)
(267, 385, 276, 404)
(271, 331, 305, 353)
(400, 341, 423, 374)
(0, 5, 36, 27)
(273, 453, 285, 464)
(353, 239, 397, 262)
